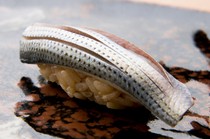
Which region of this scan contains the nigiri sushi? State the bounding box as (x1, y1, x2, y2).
(20, 23, 193, 126)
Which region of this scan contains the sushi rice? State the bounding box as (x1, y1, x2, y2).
(38, 64, 139, 109)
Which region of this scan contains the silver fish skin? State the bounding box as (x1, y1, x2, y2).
(19, 23, 193, 126)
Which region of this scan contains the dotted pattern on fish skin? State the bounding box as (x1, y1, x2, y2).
(20, 27, 182, 126)
(23, 26, 168, 94)
(56, 26, 173, 98)
(23, 26, 171, 106)
(73, 27, 171, 84)
(72, 28, 192, 119)
(21, 25, 195, 125)
(24, 26, 129, 70)
(20, 38, 179, 126)
(75, 28, 178, 113)
(24, 26, 175, 97)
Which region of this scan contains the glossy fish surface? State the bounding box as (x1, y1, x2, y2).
(19, 23, 193, 126)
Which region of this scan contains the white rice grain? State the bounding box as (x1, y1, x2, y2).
(37, 64, 139, 109)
